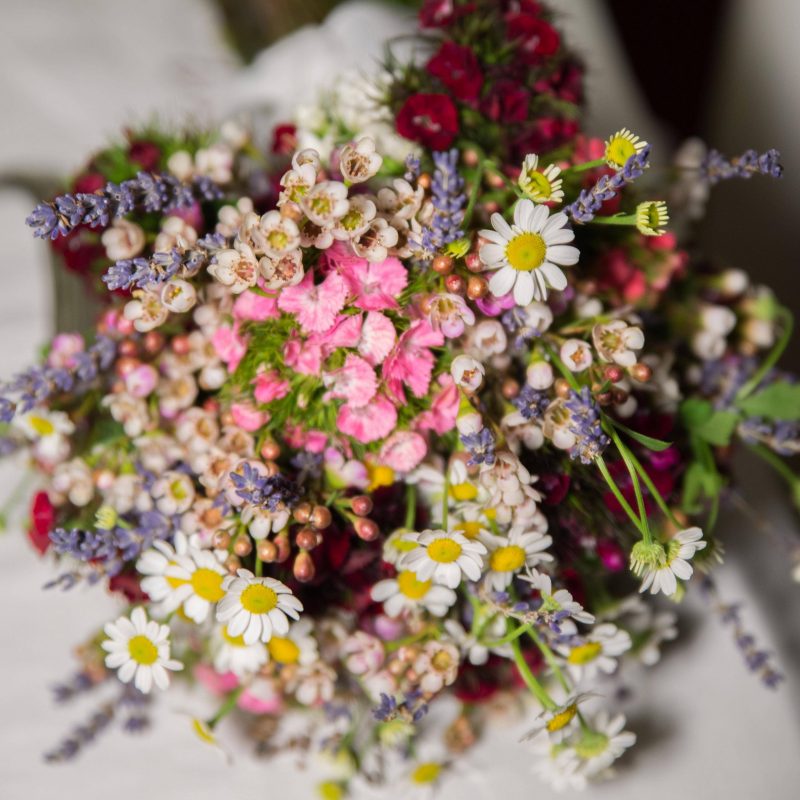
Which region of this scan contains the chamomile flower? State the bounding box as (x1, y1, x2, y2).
(381, 528, 420, 566)
(556, 621, 632, 681)
(136, 534, 196, 615)
(631, 527, 706, 596)
(483, 526, 553, 592)
(635, 201, 669, 236)
(102, 607, 183, 693)
(212, 624, 269, 678)
(216, 569, 303, 645)
(522, 693, 592, 744)
(518, 154, 564, 204)
(604, 128, 648, 170)
(479, 199, 579, 306)
(14, 409, 74, 463)
(399, 529, 487, 589)
(163, 548, 228, 623)
(266, 618, 318, 667)
(371, 570, 457, 617)
(572, 710, 636, 779)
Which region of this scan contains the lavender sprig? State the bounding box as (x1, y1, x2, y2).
(512, 384, 550, 422)
(566, 145, 651, 224)
(701, 148, 783, 185)
(230, 463, 300, 511)
(26, 171, 223, 240)
(0, 335, 116, 423)
(564, 387, 610, 464)
(460, 427, 496, 467)
(417, 149, 466, 255)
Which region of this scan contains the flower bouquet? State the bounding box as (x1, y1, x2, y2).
(3, 0, 796, 794)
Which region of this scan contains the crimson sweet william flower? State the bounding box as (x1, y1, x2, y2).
(511, 117, 578, 162)
(426, 42, 483, 102)
(272, 123, 297, 155)
(28, 490, 54, 555)
(481, 78, 529, 123)
(505, 13, 560, 65)
(419, 0, 473, 29)
(396, 93, 459, 150)
(127, 140, 162, 172)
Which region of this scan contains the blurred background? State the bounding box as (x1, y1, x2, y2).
(1, 1, 799, 798)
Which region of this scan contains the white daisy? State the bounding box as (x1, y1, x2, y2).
(443, 615, 510, 665)
(136, 534, 196, 615)
(633, 527, 706, 596)
(216, 569, 303, 644)
(371, 570, 457, 617)
(102, 607, 183, 693)
(482, 526, 553, 592)
(556, 621, 632, 681)
(14, 409, 74, 463)
(399, 529, 487, 589)
(518, 154, 564, 204)
(163, 548, 228, 623)
(521, 571, 595, 625)
(572, 710, 636, 778)
(604, 128, 648, 170)
(522, 693, 593, 744)
(212, 624, 268, 678)
(266, 618, 318, 667)
(479, 199, 579, 306)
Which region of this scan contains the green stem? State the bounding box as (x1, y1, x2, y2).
(736, 307, 793, 401)
(527, 627, 571, 693)
(207, 686, 245, 729)
(747, 442, 800, 494)
(620, 438, 683, 528)
(484, 622, 532, 647)
(595, 455, 647, 538)
(588, 213, 637, 226)
(254, 555, 263, 577)
(509, 632, 557, 711)
(563, 157, 606, 174)
(404, 483, 417, 530)
(610, 432, 652, 544)
(441, 472, 449, 530)
(463, 159, 489, 227)
(542, 341, 581, 391)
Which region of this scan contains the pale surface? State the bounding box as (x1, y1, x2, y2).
(0, 2, 798, 798)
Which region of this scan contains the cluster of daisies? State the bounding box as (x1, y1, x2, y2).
(3, 0, 795, 794)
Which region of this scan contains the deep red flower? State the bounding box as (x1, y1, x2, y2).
(419, 0, 473, 29)
(453, 657, 503, 703)
(271, 123, 297, 155)
(596, 538, 626, 572)
(426, 42, 483, 102)
(128, 140, 162, 172)
(538, 472, 571, 506)
(27, 491, 54, 555)
(108, 572, 149, 603)
(511, 117, 578, 162)
(49, 224, 105, 276)
(73, 172, 106, 194)
(505, 13, 560, 65)
(396, 93, 459, 150)
(534, 61, 584, 104)
(481, 78, 529, 123)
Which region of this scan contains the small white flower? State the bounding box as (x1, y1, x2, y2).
(124, 289, 168, 332)
(572, 710, 637, 779)
(265, 617, 318, 666)
(162, 548, 228, 623)
(351, 217, 399, 262)
(592, 320, 644, 367)
(216, 569, 303, 645)
(560, 338, 593, 372)
(522, 693, 592, 744)
(51, 457, 94, 506)
(160, 278, 197, 313)
(14, 409, 74, 463)
(151, 470, 195, 515)
(479, 199, 579, 305)
(635, 200, 669, 236)
(154, 215, 197, 254)
(557, 621, 632, 681)
(483, 526, 553, 592)
(208, 245, 259, 293)
(301, 180, 350, 226)
(371, 570, 457, 617)
(195, 143, 233, 184)
(450, 355, 485, 392)
(521, 571, 595, 625)
(101, 219, 145, 260)
(216, 197, 254, 238)
(444, 615, 509, 665)
(212, 624, 268, 678)
(339, 137, 383, 183)
(377, 178, 424, 222)
(518, 154, 564, 204)
(137, 535, 195, 615)
(167, 150, 194, 181)
(256, 211, 301, 259)
(259, 249, 304, 290)
(633, 527, 706, 596)
(102, 607, 183, 693)
(332, 194, 377, 241)
(469, 319, 508, 358)
(412, 640, 460, 693)
(526, 361, 554, 390)
(400, 529, 487, 589)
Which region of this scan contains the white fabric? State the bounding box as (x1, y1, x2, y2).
(0, 2, 798, 798)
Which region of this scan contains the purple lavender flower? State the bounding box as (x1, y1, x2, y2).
(512, 384, 550, 422)
(416, 149, 466, 255)
(566, 145, 651, 224)
(564, 387, 609, 464)
(230, 464, 300, 511)
(26, 172, 223, 240)
(701, 148, 783, 185)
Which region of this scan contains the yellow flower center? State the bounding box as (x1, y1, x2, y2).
(368, 464, 396, 492)
(397, 570, 432, 600)
(522, 171, 553, 200)
(567, 641, 603, 665)
(222, 626, 247, 647)
(190, 568, 225, 602)
(170, 479, 188, 500)
(240, 584, 278, 614)
(449, 481, 478, 501)
(506, 232, 546, 272)
(29, 415, 55, 436)
(390, 536, 418, 555)
(455, 520, 482, 540)
(432, 650, 454, 671)
(489, 545, 527, 573)
(128, 634, 158, 665)
(606, 136, 636, 168)
(411, 762, 442, 785)
(267, 230, 288, 250)
(546, 703, 578, 732)
(268, 636, 300, 664)
(427, 538, 462, 563)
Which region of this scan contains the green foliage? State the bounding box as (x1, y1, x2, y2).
(680, 398, 738, 447)
(736, 381, 800, 422)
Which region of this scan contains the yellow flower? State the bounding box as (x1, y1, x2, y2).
(636, 201, 669, 236)
(605, 128, 648, 169)
(518, 154, 564, 204)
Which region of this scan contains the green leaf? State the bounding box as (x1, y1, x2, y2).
(680, 399, 738, 446)
(607, 418, 672, 451)
(736, 381, 800, 421)
(680, 398, 712, 428)
(681, 461, 724, 513)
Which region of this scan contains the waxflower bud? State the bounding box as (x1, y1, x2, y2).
(451, 355, 485, 392)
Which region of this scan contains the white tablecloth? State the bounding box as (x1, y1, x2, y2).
(0, 2, 798, 798)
